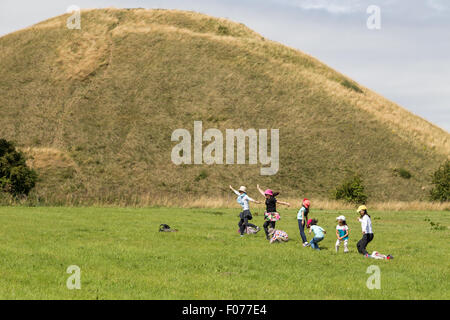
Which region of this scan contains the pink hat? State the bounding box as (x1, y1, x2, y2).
(303, 199, 311, 208)
(264, 189, 274, 196)
(306, 219, 313, 228)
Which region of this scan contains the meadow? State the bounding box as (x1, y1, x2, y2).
(0, 206, 448, 299)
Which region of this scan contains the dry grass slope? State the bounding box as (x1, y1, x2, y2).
(0, 8, 448, 205)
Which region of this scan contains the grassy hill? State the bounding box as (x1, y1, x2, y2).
(0, 8, 448, 205)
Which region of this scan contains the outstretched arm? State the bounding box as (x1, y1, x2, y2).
(277, 200, 291, 207)
(256, 184, 266, 197)
(229, 185, 239, 195)
(247, 196, 261, 204)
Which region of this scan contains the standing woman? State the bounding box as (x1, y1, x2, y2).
(256, 184, 290, 240)
(229, 185, 260, 237)
(297, 198, 311, 247)
(356, 205, 374, 258)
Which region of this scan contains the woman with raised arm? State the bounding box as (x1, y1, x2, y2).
(256, 184, 290, 240)
(229, 185, 260, 237)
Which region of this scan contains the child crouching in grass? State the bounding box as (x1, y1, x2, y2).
(308, 219, 326, 250)
(268, 228, 289, 244)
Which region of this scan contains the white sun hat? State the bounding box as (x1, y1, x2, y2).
(238, 186, 247, 193)
(336, 215, 346, 221)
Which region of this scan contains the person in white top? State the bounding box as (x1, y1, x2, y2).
(229, 185, 261, 237)
(356, 205, 374, 257)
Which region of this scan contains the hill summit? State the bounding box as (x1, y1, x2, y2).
(0, 8, 448, 204)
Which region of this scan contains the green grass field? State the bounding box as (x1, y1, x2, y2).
(0, 206, 448, 299)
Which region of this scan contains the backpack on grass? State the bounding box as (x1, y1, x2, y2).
(246, 226, 259, 234)
(236, 226, 260, 234)
(159, 224, 178, 232)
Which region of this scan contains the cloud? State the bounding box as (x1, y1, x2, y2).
(278, 0, 449, 16)
(427, 0, 449, 12)
(279, 0, 364, 14)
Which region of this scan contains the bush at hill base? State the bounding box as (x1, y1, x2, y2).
(430, 160, 450, 202)
(0, 139, 37, 197)
(334, 175, 368, 204)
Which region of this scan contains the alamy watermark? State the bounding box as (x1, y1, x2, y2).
(171, 121, 279, 175)
(66, 265, 81, 290)
(367, 5, 381, 30)
(66, 5, 81, 29)
(366, 265, 381, 290)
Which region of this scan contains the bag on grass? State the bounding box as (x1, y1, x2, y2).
(371, 251, 394, 260)
(236, 226, 259, 234)
(246, 226, 259, 234)
(159, 224, 178, 232)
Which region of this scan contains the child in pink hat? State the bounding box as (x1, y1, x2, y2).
(256, 184, 290, 240)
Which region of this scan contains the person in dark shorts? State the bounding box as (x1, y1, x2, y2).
(229, 185, 260, 237)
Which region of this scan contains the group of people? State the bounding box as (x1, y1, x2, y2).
(229, 185, 391, 259)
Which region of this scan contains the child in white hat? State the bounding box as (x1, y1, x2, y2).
(335, 215, 349, 253)
(229, 185, 261, 236)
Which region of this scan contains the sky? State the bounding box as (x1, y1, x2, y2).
(1, 0, 449, 132)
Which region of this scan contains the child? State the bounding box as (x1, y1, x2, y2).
(297, 198, 310, 247)
(335, 215, 349, 253)
(229, 185, 261, 237)
(256, 184, 290, 240)
(356, 205, 374, 257)
(308, 219, 326, 250)
(268, 228, 289, 244)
